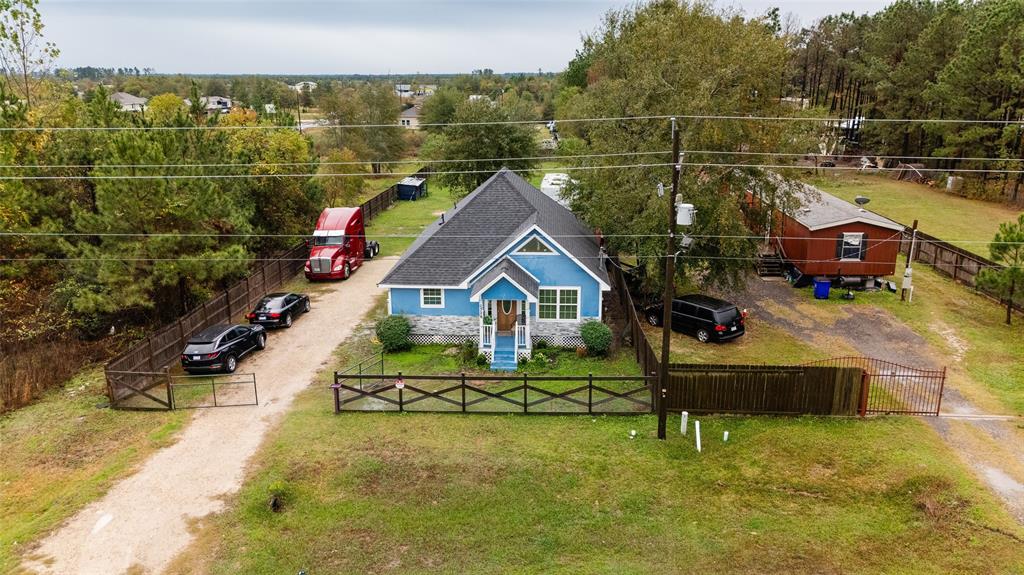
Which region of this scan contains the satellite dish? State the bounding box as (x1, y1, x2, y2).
(854, 195, 870, 206)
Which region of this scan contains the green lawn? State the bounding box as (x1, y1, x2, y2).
(170, 397, 1024, 574)
(366, 184, 455, 257)
(804, 173, 1022, 250)
(0, 368, 190, 573)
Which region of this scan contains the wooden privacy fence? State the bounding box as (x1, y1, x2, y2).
(332, 372, 655, 415)
(608, 256, 660, 378)
(898, 227, 1021, 313)
(666, 364, 866, 416)
(104, 171, 415, 408)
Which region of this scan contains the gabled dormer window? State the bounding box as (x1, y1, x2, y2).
(515, 236, 554, 254)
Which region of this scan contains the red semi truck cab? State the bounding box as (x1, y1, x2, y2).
(304, 207, 380, 280)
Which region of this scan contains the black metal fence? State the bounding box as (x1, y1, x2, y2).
(332, 372, 655, 415)
(803, 356, 945, 416)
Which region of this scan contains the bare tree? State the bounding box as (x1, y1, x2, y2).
(0, 0, 59, 109)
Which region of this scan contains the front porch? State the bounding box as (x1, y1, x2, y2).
(469, 258, 540, 371)
(479, 299, 531, 370)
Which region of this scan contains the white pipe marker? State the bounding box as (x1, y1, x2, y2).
(723, 431, 729, 442)
(695, 420, 702, 453)
(680, 411, 689, 435)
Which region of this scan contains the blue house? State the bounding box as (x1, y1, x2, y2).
(379, 168, 611, 370)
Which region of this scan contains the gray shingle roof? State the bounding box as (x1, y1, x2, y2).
(469, 257, 539, 300)
(380, 168, 610, 288)
(788, 179, 903, 232)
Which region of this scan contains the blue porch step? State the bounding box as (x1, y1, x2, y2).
(490, 336, 517, 371)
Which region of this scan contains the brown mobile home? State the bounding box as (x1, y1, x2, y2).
(772, 181, 904, 278)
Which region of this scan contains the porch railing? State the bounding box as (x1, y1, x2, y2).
(480, 323, 494, 350)
(515, 323, 529, 349)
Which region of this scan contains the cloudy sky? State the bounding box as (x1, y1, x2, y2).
(41, 0, 891, 74)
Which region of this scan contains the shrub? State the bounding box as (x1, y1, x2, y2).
(475, 353, 489, 367)
(375, 315, 412, 353)
(533, 339, 549, 350)
(458, 340, 477, 364)
(580, 320, 612, 356)
(531, 351, 550, 368)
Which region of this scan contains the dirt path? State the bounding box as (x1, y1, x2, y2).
(744, 278, 1024, 524)
(22, 260, 391, 575)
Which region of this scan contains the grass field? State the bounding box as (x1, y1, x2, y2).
(170, 396, 1024, 574)
(0, 369, 190, 572)
(804, 173, 1022, 250)
(366, 185, 455, 257)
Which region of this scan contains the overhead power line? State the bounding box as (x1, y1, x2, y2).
(0, 149, 674, 170)
(1, 231, 1020, 245)
(0, 112, 1021, 132)
(6, 160, 1024, 181)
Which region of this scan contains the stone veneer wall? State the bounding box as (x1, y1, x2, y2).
(404, 315, 597, 348)
(531, 318, 595, 348)
(405, 315, 478, 345)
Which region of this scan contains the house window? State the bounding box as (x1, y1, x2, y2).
(538, 288, 579, 321)
(839, 232, 865, 260)
(421, 288, 444, 307)
(516, 236, 554, 254)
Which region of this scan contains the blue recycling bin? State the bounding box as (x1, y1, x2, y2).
(813, 277, 831, 300)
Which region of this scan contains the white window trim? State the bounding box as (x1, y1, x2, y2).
(420, 288, 445, 308)
(537, 286, 580, 322)
(513, 234, 557, 256)
(840, 232, 864, 262)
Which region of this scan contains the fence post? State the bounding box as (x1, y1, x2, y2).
(211, 377, 218, 407)
(935, 366, 946, 416)
(398, 371, 403, 413)
(588, 372, 593, 415)
(251, 373, 259, 407)
(858, 370, 869, 417)
(523, 373, 528, 413)
(333, 372, 341, 414)
(166, 369, 174, 410)
(461, 372, 467, 412)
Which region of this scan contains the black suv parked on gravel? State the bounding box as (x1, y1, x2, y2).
(180, 324, 266, 374)
(644, 294, 746, 343)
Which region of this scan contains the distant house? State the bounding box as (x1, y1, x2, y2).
(291, 81, 317, 92)
(399, 105, 420, 129)
(394, 83, 413, 98)
(264, 103, 277, 114)
(379, 168, 610, 370)
(417, 84, 438, 96)
(109, 92, 147, 113)
(756, 178, 904, 279)
(184, 96, 232, 114)
(468, 94, 490, 103)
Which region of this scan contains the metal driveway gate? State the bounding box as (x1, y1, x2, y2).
(169, 373, 259, 409)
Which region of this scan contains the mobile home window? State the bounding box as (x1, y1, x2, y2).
(840, 232, 864, 260)
(421, 288, 443, 307)
(539, 288, 579, 321)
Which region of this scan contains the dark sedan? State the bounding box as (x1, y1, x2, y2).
(180, 324, 266, 374)
(246, 292, 311, 328)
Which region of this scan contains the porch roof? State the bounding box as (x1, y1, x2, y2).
(469, 258, 539, 302)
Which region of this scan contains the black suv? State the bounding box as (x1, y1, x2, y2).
(180, 324, 266, 374)
(246, 292, 311, 328)
(645, 294, 746, 343)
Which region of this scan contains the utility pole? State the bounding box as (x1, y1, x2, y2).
(658, 118, 681, 440)
(901, 219, 918, 302)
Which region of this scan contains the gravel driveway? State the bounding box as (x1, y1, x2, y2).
(22, 260, 391, 575)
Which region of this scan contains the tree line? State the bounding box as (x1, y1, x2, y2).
(785, 0, 1024, 202)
